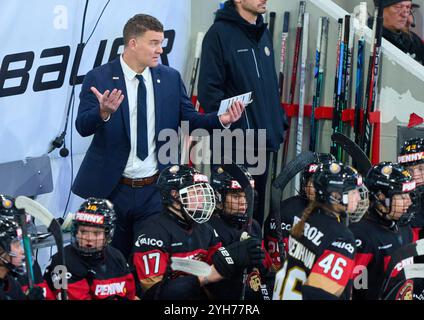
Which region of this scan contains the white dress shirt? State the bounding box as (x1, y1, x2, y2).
(120, 55, 158, 178)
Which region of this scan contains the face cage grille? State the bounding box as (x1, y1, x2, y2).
(349, 185, 370, 223)
(180, 183, 216, 224)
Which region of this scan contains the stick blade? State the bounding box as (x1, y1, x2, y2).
(15, 196, 54, 227)
(170, 257, 212, 277)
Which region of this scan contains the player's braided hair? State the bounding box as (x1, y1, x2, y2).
(291, 201, 342, 239)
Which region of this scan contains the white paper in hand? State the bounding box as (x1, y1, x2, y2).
(217, 92, 252, 116)
(170, 257, 212, 277)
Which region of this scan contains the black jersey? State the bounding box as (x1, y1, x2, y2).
(350, 213, 414, 300)
(207, 214, 272, 300)
(16, 261, 45, 296)
(410, 208, 424, 241)
(131, 209, 222, 300)
(273, 208, 356, 300)
(264, 196, 309, 269)
(0, 275, 27, 300)
(44, 245, 135, 300)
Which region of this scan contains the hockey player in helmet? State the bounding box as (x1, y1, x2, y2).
(44, 198, 136, 300)
(0, 216, 27, 300)
(350, 161, 417, 300)
(398, 137, 424, 239)
(273, 162, 367, 300)
(131, 165, 265, 300)
(0, 195, 45, 300)
(208, 164, 273, 300)
(264, 153, 337, 270)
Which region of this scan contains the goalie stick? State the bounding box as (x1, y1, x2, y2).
(330, 132, 372, 176)
(379, 238, 424, 299)
(15, 196, 68, 300)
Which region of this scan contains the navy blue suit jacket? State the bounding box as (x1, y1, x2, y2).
(72, 58, 221, 199)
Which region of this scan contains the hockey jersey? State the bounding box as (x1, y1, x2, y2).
(131, 209, 222, 300)
(207, 214, 273, 300)
(273, 208, 356, 300)
(44, 245, 136, 300)
(350, 213, 414, 300)
(264, 195, 309, 269)
(0, 275, 27, 300)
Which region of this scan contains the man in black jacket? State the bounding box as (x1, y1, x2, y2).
(372, 0, 424, 65)
(197, 0, 288, 227)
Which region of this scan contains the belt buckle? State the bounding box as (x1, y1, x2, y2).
(131, 179, 139, 188)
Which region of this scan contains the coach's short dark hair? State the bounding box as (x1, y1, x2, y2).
(123, 14, 164, 46)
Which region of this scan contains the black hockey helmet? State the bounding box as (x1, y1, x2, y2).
(157, 165, 215, 224)
(210, 165, 254, 228)
(300, 153, 336, 199)
(313, 162, 368, 221)
(365, 161, 417, 223)
(0, 194, 19, 219)
(366, 162, 416, 197)
(0, 215, 25, 275)
(71, 198, 116, 257)
(398, 137, 424, 167)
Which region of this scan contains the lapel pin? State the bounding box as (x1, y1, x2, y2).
(157, 79, 161, 83)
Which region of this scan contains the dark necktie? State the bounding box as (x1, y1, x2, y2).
(135, 74, 148, 161)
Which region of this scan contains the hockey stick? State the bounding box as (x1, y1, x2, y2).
(279, 12, 290, 102)
(268, 11, 276, 43)
(361, 0, 384, 160)
(310, 17, 329, 152)
(331, 132, 372, 176)
(182, 32, 205, 166)
(295, 12, 309, 192)
(379, 238, 424, 299)
(281, 1, 306, 167)
(273, 151, 316, 191)
(330, 18, 344, 159)
(170, 257, 212, 277)
(354, 3, 367, 147)
(15, 196, 68, 300)
(271, 151, 315, 266)
(17, 209, 35, 289)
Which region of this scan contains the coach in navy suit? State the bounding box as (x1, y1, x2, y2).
(72, 14, 244, 258)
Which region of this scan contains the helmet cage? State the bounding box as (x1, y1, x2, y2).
(179, 182, 216, 224)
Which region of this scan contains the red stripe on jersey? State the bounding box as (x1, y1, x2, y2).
(206, 242, 222, 264)
(90, 273, 135, 300)
(55, 278, 91, 300)
(311, 250, 355, 287)
(133, 250, 169, 281)
(352, 253, 374, 279)
(261, 240, 273, 269)
(412, 227, 422, 243)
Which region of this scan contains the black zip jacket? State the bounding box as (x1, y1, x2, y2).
(197, 1, 288, 151)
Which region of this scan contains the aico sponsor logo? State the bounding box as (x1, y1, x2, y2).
(398, 152, 424, 164)
(402, 180, 416, 192)
(135, 234, 164, 247)
(75, 212, 104, 225)
(293, 216, 324, 246)
(94, 282, 125, 296)
(391, 257, 414, 278)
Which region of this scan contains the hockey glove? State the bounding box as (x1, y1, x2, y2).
(212, 238, 265, 278)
